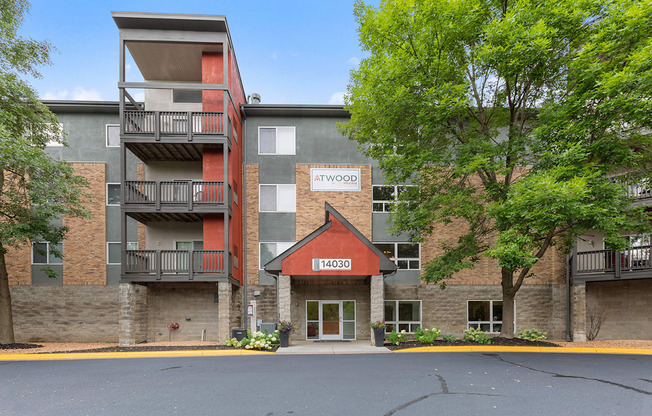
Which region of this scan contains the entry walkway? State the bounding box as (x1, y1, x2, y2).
(275, 340, 391, 355)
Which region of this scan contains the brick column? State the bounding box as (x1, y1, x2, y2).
(370, 275, 384, 345)
(218, 281, 232, 343)
(571, 282, 587, 342)
(278, 275, 291, 322)
(119, 283, 147, 346)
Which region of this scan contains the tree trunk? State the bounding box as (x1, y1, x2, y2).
(499, 267, 516, 338)
(0, 246, 16, 344)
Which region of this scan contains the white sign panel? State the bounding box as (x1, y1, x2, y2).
(310, 168, 361, 192)
(312, 258, 352, 271)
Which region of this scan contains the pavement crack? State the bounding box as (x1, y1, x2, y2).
(640, 378, 652, 384)
(160, 366, 182, 371)
(383, 373, 502, 416)
(481, 353, 651, 396)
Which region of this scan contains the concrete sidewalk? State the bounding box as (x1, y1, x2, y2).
(275, 340, 391, 355)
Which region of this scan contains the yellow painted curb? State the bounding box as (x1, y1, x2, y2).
(0, 349, 273, 361)
(394, 346, 652, 355)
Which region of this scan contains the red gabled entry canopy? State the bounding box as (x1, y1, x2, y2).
(264, 203, 397, 277)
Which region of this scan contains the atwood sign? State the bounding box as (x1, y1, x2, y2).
(310, 168, 361, 191)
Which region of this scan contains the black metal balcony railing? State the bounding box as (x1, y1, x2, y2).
(124, 180, 230, 210)
(124, 250, 233, 279)
(575, 245, 652, 276)
(123, 110, 226, 136)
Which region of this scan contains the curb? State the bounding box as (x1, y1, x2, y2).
(393, 346, 652, 355)
(0, 349, 273, 361)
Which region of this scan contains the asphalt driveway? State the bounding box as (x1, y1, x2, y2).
(1, 352, 650, 415)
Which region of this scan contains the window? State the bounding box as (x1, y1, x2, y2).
(259, 184, 296, 212)
(45, 123, 64, 147)
(107, 242, 138, 264)
(467, 300, 508, 333)
(259, 242, 295, 269)
(233, 244, 239, 269)
(258, 126, 296, 155)
(32, 242, 63, 264)
(384, 300, 421, 333)
(372, 185, 414, 212)
(173, 89, 202, 103)
(107, 184, 120, 206)
(106, 124, 120, 147)
(374, 243, 420, 270)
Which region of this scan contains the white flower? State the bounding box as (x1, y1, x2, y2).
(401, 330, 406, 334)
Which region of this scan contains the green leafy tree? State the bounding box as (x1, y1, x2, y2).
(341, 0, 652, 337)
(0, 0, 89, 344)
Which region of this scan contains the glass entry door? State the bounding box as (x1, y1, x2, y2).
(321, 302, 341, 340)
(306, 300, 356, 341)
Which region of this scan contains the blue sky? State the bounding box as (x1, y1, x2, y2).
(20, 0, 378, 104)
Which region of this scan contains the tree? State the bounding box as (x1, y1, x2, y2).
(341, 0, 652, 337)
(0, 0, 89, 344)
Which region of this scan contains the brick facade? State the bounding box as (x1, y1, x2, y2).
(295, 164, 372, 241)
(5, 243, 31, 285)
(245, 164, 260, 285)
(63, 162, 107, 285)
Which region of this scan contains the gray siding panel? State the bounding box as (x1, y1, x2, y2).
(31, 265, 64, 286)
(259, 213, 296, 241)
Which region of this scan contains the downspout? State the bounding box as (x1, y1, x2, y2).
(565, 254, 571, 341)
(242, 106, 248, 330)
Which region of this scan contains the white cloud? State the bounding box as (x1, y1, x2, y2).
(71, 87, 102, 101)
(42, 90, 69, 100)
(347, 56, 361, 67)
(271, 52, 278, 60)
(328, 92, 346, 105)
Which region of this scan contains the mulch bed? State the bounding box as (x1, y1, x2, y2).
(385, 337, 559, 351)
(39, 345, 279, 354)
(0, 343, 43, 350)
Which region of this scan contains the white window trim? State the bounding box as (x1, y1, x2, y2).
(258, 184, 296, 213)
(107, 242, 138, 265)
(45, 122, 65, 147)
(106, 183, 121, 206)
(31, 241, 62, 265)
(258, 126, 296, 155)
(374, 242, 421, 270)
(259, 241, 295, 270)
(466, 300, 515, 334)
(372, 185, 416, 213)
(384, 300, 422, 334)
(106, 124, 120, 147)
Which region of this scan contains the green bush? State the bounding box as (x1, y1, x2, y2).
(517, 328, 547, 341)
(224, 330, 280, 350)
(414, 327, 442, 344)
(387, 330, 407, 345)
(463, 328, 492, 344)
(442, 334, 457, 342)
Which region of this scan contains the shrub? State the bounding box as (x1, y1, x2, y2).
(463, 328, 492, 344)
(369, 320, 386, 330)
(225, 330, 280, 350)
(442, 334, 457, 342)
(414, 327, 442, 344)
(387, 330, 407, 345)
(517, 328, 547, 341)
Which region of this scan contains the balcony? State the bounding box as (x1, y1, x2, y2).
(573, 245, 652, 282)
(626, 184, 652, 207)
(123, 180, 232, 223)
(123, 249, 234, 283)
(122, 110, 231, 161)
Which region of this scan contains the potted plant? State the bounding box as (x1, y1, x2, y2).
(370, 321, 386, 347)
(278, 321, 295, 347)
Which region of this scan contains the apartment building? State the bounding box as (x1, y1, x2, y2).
(5, 12, 650, 345)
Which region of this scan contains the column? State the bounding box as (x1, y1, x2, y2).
(218, 281, 232, 343)
(370, 275, 384, 345)
(571, 282, 587, 342)
(278, 275, 291, 322)
(119, 283, 147, 346)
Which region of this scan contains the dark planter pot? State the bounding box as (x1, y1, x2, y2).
(373, 328, 385, 347)
(279, 331, 290, 348)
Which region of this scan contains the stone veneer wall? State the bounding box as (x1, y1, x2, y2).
(290, 282, 372, 341)
(385, 284, 567, 340)
(247, 284, 278, 324)
(586, 279, 652, 340)
(10, 286, 119, 342)
(295, 164, 372, 241)
(63, 162, 107, 285)
(146, 283, 221, 342)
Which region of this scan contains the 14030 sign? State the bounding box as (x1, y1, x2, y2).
(312, 258, 352, 271)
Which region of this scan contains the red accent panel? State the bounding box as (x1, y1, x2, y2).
(202, 52, 223, 112)
(203, 214, 225, 250)
(281, 216, 380, 276)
